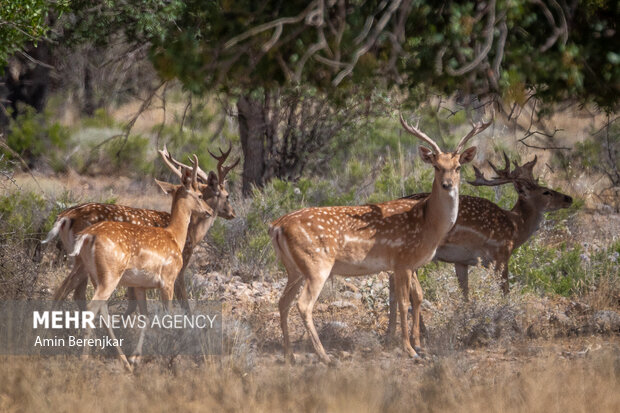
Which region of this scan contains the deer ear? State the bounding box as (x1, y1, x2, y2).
(181, 168, 194, 188)
(459, 146, 477, 164)
(419, 146, 435, 164)
(208, 171, 219, 188)
(155, 179, 178, 195)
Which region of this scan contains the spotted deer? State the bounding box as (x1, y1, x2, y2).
(69, 154, 211, 371)
(44, 144, 239, 312)
(386, 153, 573, 340)
(269, 114, 490, 363)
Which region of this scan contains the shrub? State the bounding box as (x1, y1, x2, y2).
(0, 191, 58, 243)
(0, 190, 63, 298)
(104, 134, 154, 176)
(510, 239, 620, 297)
(3, 104, 71, 171)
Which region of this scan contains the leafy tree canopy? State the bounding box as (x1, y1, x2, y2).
(0, 0, 68, 68)
(150, 0, 618, 112)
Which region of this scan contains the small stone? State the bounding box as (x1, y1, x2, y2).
(329, 300, 358, 310)
(590, 310, 620, 333)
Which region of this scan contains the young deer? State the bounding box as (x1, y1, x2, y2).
(269, 114, 490, 363)
(44, 144, 239, 311)
(70, 155, 211, 370)
(42, 146, 239, 313)
(386, 154, 573, 340)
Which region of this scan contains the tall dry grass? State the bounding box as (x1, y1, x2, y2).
(0, 348, 618, 413)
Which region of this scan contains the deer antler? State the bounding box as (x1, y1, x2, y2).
(512, 155, 538, 183)
(190, 154, 199, 184)
(159, 145, 210, 182)
(468, 152, 540, 187)
(467, 165, 514, 187)
(208, 143, 240, 183)
(469, 152, 514, 186)
(399, 113, 442, 154)
(158, 145, 183, 179)
(488, 151, 512, 179)
(455, 118, 492, 153)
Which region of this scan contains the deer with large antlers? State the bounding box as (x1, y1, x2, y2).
(44, 144, 239, 312)
(386, 153, 573, 341)
(269, 114, 490, 363)
(69, 154, 212, 370)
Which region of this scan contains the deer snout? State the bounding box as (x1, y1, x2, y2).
(221, 209, 236, 220)
(564, 195, 573, 205)
(441, 181, 453, 190)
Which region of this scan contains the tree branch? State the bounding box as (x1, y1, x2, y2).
(445, 0, 497, 77)
(333, 0, 402, 86)
(223, 1, 319, 50)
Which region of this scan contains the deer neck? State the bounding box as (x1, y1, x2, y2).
(511, 197, 545, 247)
(425, 179, 459, 240)
(186, 214, 216, 250)
(166, 196, 194, 252)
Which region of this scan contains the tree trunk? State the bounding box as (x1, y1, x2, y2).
(237, 94, 268, 196)
(83, 63, 95, 116)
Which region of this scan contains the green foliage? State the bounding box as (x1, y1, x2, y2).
(0, 0, 68, 67)
(509, 240, 620, 297)
(569, 120, 619, 185)
(401, 1, 619, 110)
(58, 0, 184, 48)
(0, 190, 59, 243)
(148, 1, 618, 111)
(105, 135, 154, 177)
(2, 104, 71, 171)
(81, 108, 116, 129)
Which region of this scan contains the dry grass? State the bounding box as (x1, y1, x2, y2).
(0, 341, 618, 413)
(6, 171, 171, 211)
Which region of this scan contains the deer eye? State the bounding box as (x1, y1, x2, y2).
(433, 166, 439, 171)
(543, 191, 551, 195)
(455, 166, 461, 172)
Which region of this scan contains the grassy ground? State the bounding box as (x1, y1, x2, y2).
(0, 337, 618, 413)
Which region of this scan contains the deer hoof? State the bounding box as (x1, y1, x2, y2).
(285, 352, 297, 365)
(128, 355, 142, 367)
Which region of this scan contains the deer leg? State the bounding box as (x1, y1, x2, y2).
(73, 277, 88, 311)
(296, 269, 330, 364)
(88, 275, 132, 372)
(386, 273, 398, 345)
(133, 288, 147, 314)
(160, 282, 174, 313)
(53, 261, 88, 309)
(129, 288, 148, 367)
(132, 283, 175, 364)
(500, 260, 509, 295)
(124, 288, 139, 316)
(408, 273, 427, 347)
(455, 263, 470, 300)
(394, 269, 419, 359)
(409, 270, 424, 353)
(174, 247, 194, 314)
(174, 270, 190, 312)
(99, 301, 132, 372)
(279, 271, 304, 363)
